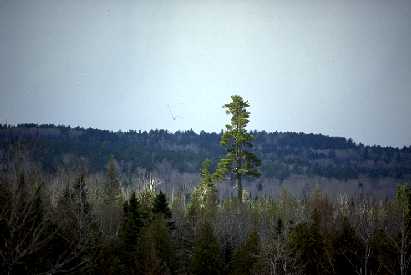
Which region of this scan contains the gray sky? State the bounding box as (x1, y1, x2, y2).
(1, 0, 410, 147)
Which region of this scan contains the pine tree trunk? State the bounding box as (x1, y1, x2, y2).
(236, 141, 242, 203)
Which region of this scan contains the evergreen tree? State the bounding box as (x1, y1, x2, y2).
(153, 191, 174, 230)
(141, 216, 177, 274)
(288, 209, 333, 275)
(191, 222, 223, 275)
(229, 231, 261, 275)
(153, 191, 172, 219)
(333, 217, 363, 275)
(119, 192, 147, 274)
(213, 95, 261, 202)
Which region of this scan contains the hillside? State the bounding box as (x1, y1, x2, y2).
(1, 123, 410, 183)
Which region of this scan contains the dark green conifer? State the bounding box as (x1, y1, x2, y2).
(141, 216, 177, 274)
(229, 231, 261, 275)
(288, 208, 333, 275)
(153, 191, 174, 230)
(153, 191, 172, 219)
(213, 95, 261, 202)
(191, 222, 223, 275)
(333, 217, 363, 275)
(119, 192, 146, 274)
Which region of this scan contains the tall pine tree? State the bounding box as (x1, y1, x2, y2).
(213, 95, 260, 202)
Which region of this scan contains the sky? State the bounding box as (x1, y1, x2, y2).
(0, 0, 410, 147)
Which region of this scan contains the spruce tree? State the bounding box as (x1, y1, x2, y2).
(141, 216, 177, 274)
(288, 208, 333, 275)
(229, 231, 261, 275)
(153, 191, 174, 230)
(191, 222, 223, 275)
(153, 191, 172, 219)
(119, 192, 146, 274)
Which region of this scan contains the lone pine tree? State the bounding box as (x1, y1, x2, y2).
(214, 95, 261, 202)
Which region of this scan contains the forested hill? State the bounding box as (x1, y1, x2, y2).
(1, 123, 411, 181)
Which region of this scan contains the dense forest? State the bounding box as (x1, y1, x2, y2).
(2, 150, 411, 274)
(1, 123, 411, 181)
(1, 95, 411, 274)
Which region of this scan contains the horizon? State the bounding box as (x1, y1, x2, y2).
(2, 121, 409, 149)
(1, 0, 411, 147)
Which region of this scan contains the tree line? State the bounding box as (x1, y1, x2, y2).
(1, 95, 411, 274)
(1, 125, 410, 181)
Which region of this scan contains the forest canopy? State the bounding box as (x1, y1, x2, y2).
(0, 122, 410, 181)
(1, 96, 411, 274)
